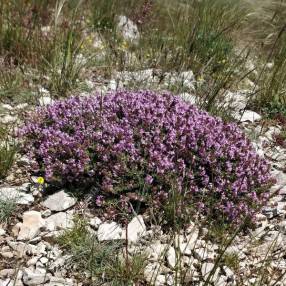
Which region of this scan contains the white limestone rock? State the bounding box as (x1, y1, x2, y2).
(89, 217, 102, 229)
(121, 215, 146, 243)
(38, 90, 53, 106)
(117, 15, 140, 44)
(201, 262, 220, 282)
(45, 211, 74, 232)
(97, 222, 123, 241)
(238, 110, 262, 122)
(193, 247, 215, 262)
(166, 246, 177, 268)
(223, 90, 250, 111)
(0, 186, 34, 205)
(22, 269, 49, 286)
(42, 190, 77, 212)
(164, 70, 195, 90)
(17, 211, 46, 241)
(145, 241, 169, 262)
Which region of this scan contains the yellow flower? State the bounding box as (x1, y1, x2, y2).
(37, 177, 45, 185)
(120, 40, 128, 50)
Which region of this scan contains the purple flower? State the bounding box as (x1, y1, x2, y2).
(95, 195, 104, 207)
(145, 175, 153, 185)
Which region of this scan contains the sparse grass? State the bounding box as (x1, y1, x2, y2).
(254, 32, 286, 113)
(104, 251, 147, 286)
(221, 252, 240, 272)
(0, 126, 16, 179)
(0, 196, 17, 224)
(0, 66, 35, 104)
(57, 217, 147, 285)
(0, 0, 91, 100)
(44, 28, 86, 97)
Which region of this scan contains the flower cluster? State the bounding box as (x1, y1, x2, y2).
(20, 91, 272, 222)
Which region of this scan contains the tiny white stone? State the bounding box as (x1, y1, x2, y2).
(166, 246, 177, 268)
(239, 110, 262, 122)
(39, 96, 53, 106)
(89, 217, 102, 229)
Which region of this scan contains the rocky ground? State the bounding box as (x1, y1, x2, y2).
(0, 9, 286, 285)
(0, 68, 286, 286)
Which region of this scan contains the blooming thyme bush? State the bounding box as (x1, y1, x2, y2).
(20, 91, 272, 223)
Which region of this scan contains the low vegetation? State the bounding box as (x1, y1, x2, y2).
(0, 196, 17, 224)
(0, 0, 286, 285)
(58, 217, 147, 285)
(0, 126, 16, 179)
(20, 91, 272, 224)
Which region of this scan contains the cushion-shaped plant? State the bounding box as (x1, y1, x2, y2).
(20, 91, 272, 223)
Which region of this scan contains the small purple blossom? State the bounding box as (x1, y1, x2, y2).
(145, 175, 153, 185)
(95, 195, 104, 207)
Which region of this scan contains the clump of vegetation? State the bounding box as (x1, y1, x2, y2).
(20, 91, 272, 224)
(0, 0, 90, 100)
(0, 196, 17, 224)
(221, 252, 240, 272)
(58, 217, 147, 285)
(0, 126, 16, 179)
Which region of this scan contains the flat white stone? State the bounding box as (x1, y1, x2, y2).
(45, 212, 74, 232)
(7, 241, 37, 257)
(42, 190, 77, 212)
(193, 248, 215, 261)
(121, 215, 146, 243)
(179, 242, 193, 256)
(180, 93, 197, 105)
(0, 186, 34, 205)
(17, 211, 46, 241)
(164, 70, 195, 90)
(22, 269, 49, 286)
(89, 217, 102, 229)
(145, 241, 168, 262)
(97, 222, 122, 241)
(1, 104, 13, 111)
(0, 115, 17, 124)
(239, 110, 262, 122)
(144, 263, 164, 285)
(45, 277, 73, 286)
(201, 262, 220, 282)
(224, 90, 249, 111)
